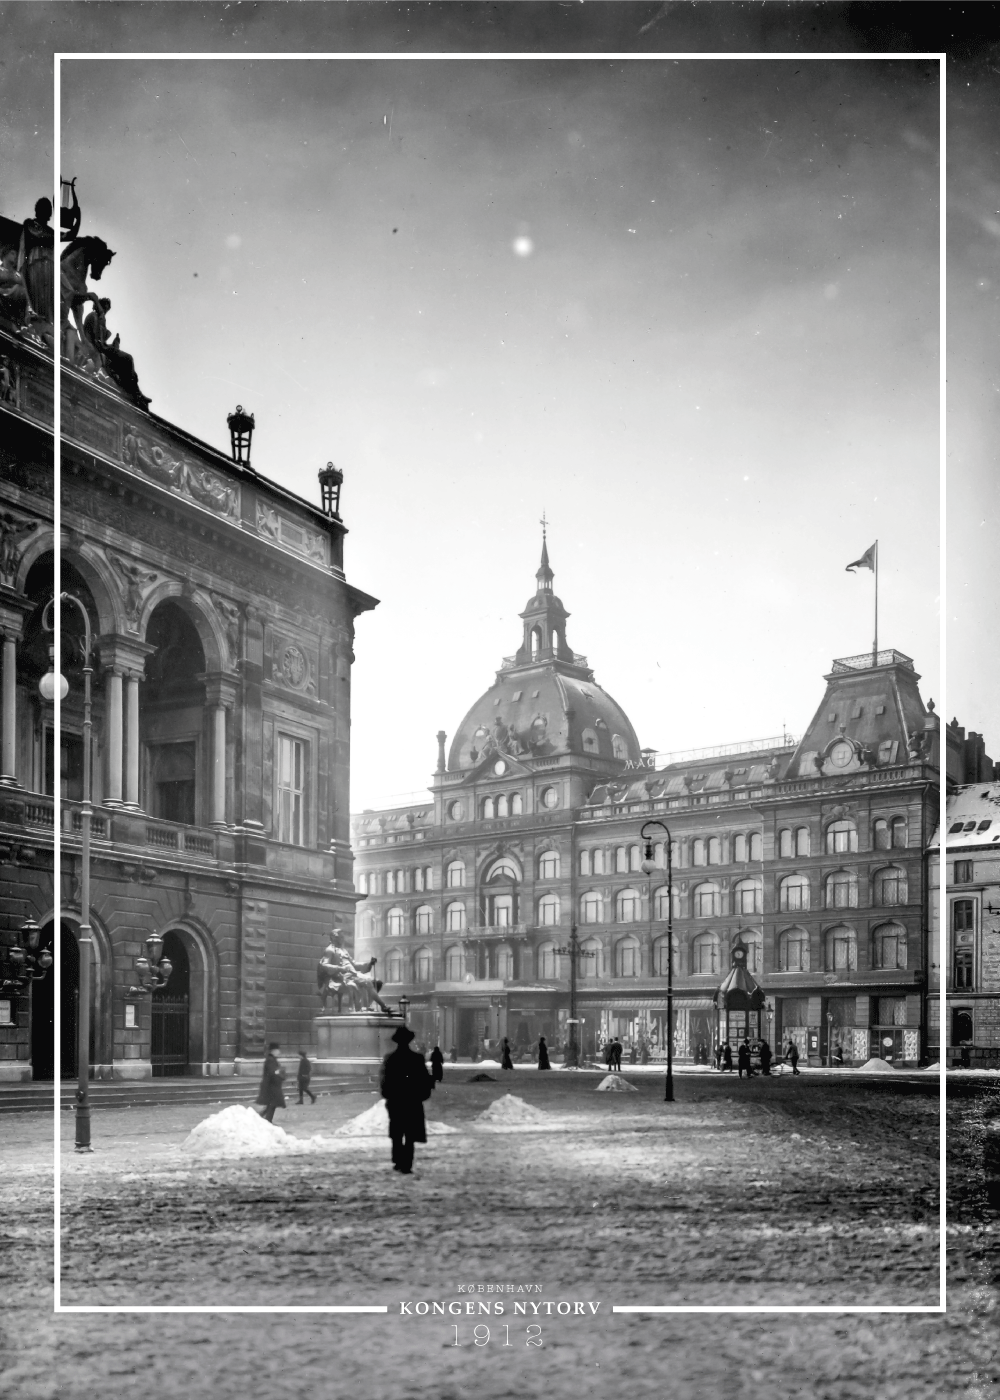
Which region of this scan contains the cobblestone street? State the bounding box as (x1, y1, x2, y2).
(3, 1071, 997, 1397)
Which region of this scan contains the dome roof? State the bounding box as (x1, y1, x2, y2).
(447, 535, 642, 771)
(448, 666, 640, 771)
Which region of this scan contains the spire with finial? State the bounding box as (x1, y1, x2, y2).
(536, 511, 553, 592)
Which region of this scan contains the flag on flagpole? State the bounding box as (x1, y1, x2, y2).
(845, 543, 876, 573)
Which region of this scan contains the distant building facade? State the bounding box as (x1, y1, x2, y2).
(929, 783, 1000, 1068)
(353, 545, 943, 1067)
(0, 199, 375, 1080)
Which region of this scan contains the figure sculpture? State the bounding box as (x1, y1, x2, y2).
(317, 938, 396, 1016)
(18, 198, 55, 326)
(0, 250, 31, 333)
(60, 234, 115, 348)
(81, 296, 151, 408)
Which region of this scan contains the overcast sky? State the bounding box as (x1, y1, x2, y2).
(48, 55, 943, 808)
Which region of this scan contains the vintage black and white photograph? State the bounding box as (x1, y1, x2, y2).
(0, 4, 997, 1398)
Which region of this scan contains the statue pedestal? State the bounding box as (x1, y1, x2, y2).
(312, 1014, 401, 1077)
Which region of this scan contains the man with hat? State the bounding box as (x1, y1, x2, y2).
(380, 1025, 433, 1174)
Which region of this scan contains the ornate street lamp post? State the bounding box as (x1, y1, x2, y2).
(227, 405, 255, 467)
(0, 916, 53, 995)
(399, 995, 410, 1024)
(640, 819, 674, 1104)
(41, 593, 93, 1150)
(125, 935, 173, 997)
(554, 927, 596, 1068)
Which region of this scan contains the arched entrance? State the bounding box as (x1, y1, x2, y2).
(28, 921, 56, 1080)
(60, 924, 81, 1078)
(151, 931, 191, 1076)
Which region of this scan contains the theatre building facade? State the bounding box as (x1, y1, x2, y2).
(353, 545, 942, 1066)
(0, 201, 375, 1080)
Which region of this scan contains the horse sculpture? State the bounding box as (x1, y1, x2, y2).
(60, 236, 114, 341)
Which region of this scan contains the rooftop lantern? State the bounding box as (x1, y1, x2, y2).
(318, 461, 344, 520)
(227, 405, 255, 467)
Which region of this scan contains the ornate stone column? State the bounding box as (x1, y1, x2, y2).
(1, 632, 17, 786)
(204, 674, 237, 829)
(97, 636, 155, 808)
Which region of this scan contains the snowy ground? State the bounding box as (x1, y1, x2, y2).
(3, 1072, 998, 1398)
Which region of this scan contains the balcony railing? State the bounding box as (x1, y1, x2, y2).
(831, 649, 914, 673)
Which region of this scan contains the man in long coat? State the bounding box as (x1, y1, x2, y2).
(380, 1026, 432, 1174)
(256, 1042, 286, 1122)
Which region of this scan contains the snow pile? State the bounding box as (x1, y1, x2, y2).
(334, 1099, 456, 1137)
(595, 1074, 638, 1093)
(182, 1105, 313, 1158)
(857, 1058, 896, 1073)
(475, 1094, 547, 1125)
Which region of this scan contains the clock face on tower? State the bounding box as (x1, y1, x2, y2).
(829, 740, 853, 769)
(493, 760, 507, 776)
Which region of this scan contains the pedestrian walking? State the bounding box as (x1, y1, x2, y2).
(722, 1040, 733, 1072)
(296, 1049, 316, 1104)
(613, 1037, 623, 1071)
(629, 1043, 638, 1065)
(537, 1035, 551, 1070)
(605, 1039, 616, 1071)
(759, 1038, 772, 1076)
(380, 1024, 433, 1175)
(785, 1038, 800, 1074)
(714, 1040, 723, 1070)
(639, 1041, 650, 1066)
(430, 1044, 444, 1085)
(500, 1037, 514, 1072)
(256, 1042, 286, 1122)
(737, 1038, 751, 1079)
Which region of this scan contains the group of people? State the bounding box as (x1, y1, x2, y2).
(711, 1036, 801, 1076)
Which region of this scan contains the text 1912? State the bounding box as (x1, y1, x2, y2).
(449, 1325, 542, 1347)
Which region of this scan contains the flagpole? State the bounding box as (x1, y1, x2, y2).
(868, 534, 873, 666)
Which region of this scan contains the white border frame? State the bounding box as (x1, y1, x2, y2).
(51, 48, 948, 1318)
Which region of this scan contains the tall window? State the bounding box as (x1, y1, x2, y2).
(693, 883, 721, 918)
(580, 938, 603, 978)
(873, 819, 890, 850)
(446, 901, 466, 932)
(692, 838, 707, 867)
(510, 793, 523, 816)
(654, 885, 672, 920)
(495, 945, 514, 980)
(496, 794, 509, 818)
(953, 899, 975, 932)
(779, 927, 810, 972)
(826, 925, 857, 971)
(482, 797, 495, 819)
(873, 922, 907, 970)
(385, 950, 404, 982)
(629, 844, 642, 872)
(360, 910, 376, 940)
(538, 893, 560, 926)
(707, 837, 722, 865)
(748, 832, 762, 862)
(733, 833, 747, 863)
(795, 827, 810, 856)
(414, 867, 432, 892)
(653, 937, 680, 976)
(954, 943, 974, 989)
(615, 846, 629, 873)
(779, 829, 793, 858)
(616, 937, 641, 977)
(825, 870, 857, 909)
(580, 892, 603, 924)
(445, 945, 465, 981)
(277, 735, 305, 845)
(954, 861, 973, 886)
(490, 894, 513, 928)
(415, 905, 433, 935)
(387, 907, 404, 937)
(579, 849, 592, 876)
(826, 820, 858, 855)
(779, 875, 810, 912)
(537, 942, 560, 978)
(612, 735, 627, 760)
(446, 860, 465, 888)
(874, 866, 907, 906)
(539, 851, 560, 879)
(593, 848, 606, 875)
(734, 878, 762, 915)
(742, 930, 763, 973)
(150, 741, 197, 825)
(692, 932, 717, 975)
(616, 888, 641, 922)
(414, 948, 433, 983)
(356, 872, 368, 896)
(891, 817, 907, 848)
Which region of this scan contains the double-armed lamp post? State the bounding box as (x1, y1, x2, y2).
(554, 927, 596, 1068)
(640, 818, 674, 1104)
